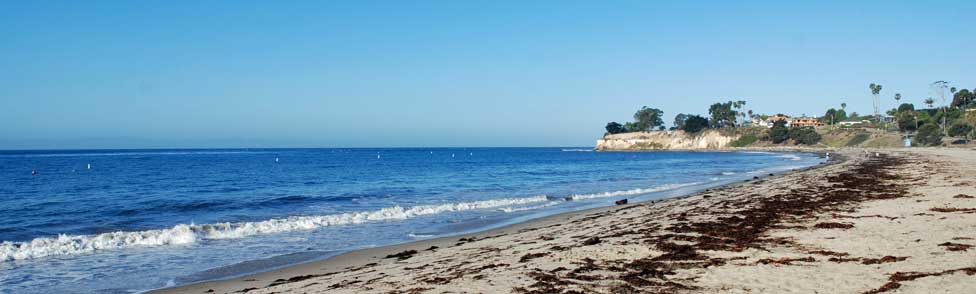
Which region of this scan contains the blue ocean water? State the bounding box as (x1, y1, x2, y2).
(0, 148, 821, 293)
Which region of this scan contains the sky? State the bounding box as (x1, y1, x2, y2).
(1, 1, 974, 149)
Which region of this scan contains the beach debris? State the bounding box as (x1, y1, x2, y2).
(861, 256, 908, 264)
(385, 249, 418, 261)
(929, 206, 976, 213)
(953, 194, 975, 199)
(582, 237, 601, 246)
(864, 267, 976, 294)
(937, 242, 974, 252)
(813, 222, 855, 229)
(615, 199, 628, 205)
(754, 256, 815, 266)
(425, 246, 439, 251)
(267, 273, 336, 287)
(518, 252, 549, 263)
(808, 250, 849, 257)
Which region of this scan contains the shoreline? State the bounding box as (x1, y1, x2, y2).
(152, 150, 835, 294)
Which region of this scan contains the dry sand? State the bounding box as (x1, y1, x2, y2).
(154, 148, 976, 294)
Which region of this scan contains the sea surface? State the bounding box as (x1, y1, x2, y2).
(0, 148, 822, 293)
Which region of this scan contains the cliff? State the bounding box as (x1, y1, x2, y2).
(595, 130, 740, 150)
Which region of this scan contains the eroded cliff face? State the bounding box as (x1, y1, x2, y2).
(595, 130, 740, 150)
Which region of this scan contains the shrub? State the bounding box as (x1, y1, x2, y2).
(788, 127, 822, 145)
(948, 123, 972, 137)
(915, 124, 943, 146)
(769, 121, 789, 143)
(845, 133, 871, 147)
(729, 133, 759, 147)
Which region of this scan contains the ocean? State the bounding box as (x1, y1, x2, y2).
(0, 148, 822, 293)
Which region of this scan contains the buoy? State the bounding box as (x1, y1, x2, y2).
(452, 153, 455, 158)
(87, 163, 91, 170)
(275, 157, 279, 163)
(31, 170, 37, 175)
(377, 154, 381, 159)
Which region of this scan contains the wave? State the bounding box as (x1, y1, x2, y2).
(1, 181, 711, 262)
(568, 182, 703, 201)
(0, 196, 549, 262)
(779, 154, 802, 161)
(721, 171, 736, 175)
(498, 201, 560, 213)
(0, 151, 265, 158)
(561, 149, 593, 152)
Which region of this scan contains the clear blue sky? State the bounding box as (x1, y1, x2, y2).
(1, 1, 973, 149)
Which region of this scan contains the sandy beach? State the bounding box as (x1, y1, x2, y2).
(155, 148, 976, 294)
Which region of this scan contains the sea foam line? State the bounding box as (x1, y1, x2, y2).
(0, 196, 549, 262)
(568, 182, 703, 200)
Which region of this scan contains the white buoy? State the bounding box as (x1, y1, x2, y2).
(377, 154, 381, 159)
(452, 153, 455, 158)
(87, 163, 91, 170)
(275, 157, 279, 163)
(469, 152, 473, 156)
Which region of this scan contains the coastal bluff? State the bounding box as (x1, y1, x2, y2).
(595, 130, 739, 150)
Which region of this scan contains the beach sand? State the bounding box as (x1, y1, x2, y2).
(154, 148, 976, 294)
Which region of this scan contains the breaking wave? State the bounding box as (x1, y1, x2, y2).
(569, 182, 703, 201)
(0, 196, 548, 262)
(779, 154, 802, 161)
(1, 181, 712, 262)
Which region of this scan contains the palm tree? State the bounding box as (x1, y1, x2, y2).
(894, 93, 901, 103)
(869, 83, 882, 123)
(924, 98, 935, 108)
(841, 102, 847, 110)
(931, 81, 950, 135)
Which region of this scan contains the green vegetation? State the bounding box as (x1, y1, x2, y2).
(604, 106, 664, 134)
(633, 106, 664, 131)
(728, 133, 759, 147)
(769, 120, 789, 144)
(605, 122, 626, 134)
(915, 124, 943, 146)
(948, 123, 973, 137)
(845, 133, 871, 146)
(681, 115, 709, 133)
(603, 81, 975, 147)
(788, 128, 822, 145)
(707, 100, 746, 128)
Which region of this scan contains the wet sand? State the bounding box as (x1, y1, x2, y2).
(154, 148, 976, 294)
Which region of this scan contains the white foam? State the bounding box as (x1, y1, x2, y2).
(568, 182, 703, 201)
(2, 151, 263, 158)
(779, 154, 802, 161)
(561, 149, 593, 152)
(721, 171, 736, 175)
(498, 201, 560, 212)
(0, 196, 549, 262)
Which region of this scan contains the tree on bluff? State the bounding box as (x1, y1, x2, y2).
(681, 115, 709, 133)
(605, 122, 625, 134)
(769, 120, 789, 143)
(633, 106, 664, 132)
